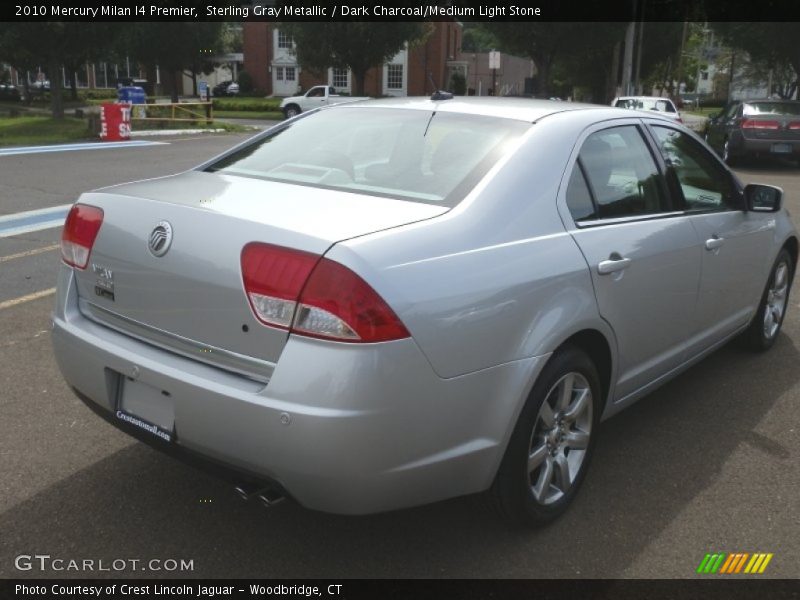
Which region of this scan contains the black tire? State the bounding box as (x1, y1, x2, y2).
(492, 345, 601, 527)
(742, 248, 794, 352)
(283, 104, 301, 119)
(722, 139, 737, 167)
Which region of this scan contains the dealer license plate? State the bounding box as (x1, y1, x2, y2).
(116, 377, 175, 442)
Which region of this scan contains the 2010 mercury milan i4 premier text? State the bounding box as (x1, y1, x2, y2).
(52, 97, 797, 526)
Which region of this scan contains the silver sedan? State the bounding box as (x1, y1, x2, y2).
(52, 97, 797, 526)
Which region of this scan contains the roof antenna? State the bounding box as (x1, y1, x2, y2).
(427, 71, 453, 100)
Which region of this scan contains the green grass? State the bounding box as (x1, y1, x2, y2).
(214, 109, 283, 120)
(0, 115, 91, 146)
(132, 119, 252, 133)
(212, 97, 282, 111)
(684, 107, 720, 118)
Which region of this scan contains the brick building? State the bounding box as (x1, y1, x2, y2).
(242, 22, 464, 97)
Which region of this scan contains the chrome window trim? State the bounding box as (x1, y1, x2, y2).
(573, 210, 686, 229)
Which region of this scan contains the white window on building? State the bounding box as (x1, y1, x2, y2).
(285, 67, 296, 81)
(331, 68, 349, 89)
(275, 66, 284, 81)
(277, 30, 293, 49)
(387, 64, 404, 90)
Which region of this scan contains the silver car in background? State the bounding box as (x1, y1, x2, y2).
(52, 98, 797, 526)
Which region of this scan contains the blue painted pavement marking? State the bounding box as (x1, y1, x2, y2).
(0, 204, 72, 238)
(0, 140, 167, 157)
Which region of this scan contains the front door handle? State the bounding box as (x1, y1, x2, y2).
(597, 256, 631, 275)
(705, 235, 725, 251)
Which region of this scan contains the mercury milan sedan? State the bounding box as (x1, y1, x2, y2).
(52, 97, 796, 526)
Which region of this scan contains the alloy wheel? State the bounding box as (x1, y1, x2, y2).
(527, 372, 593, 505)
(764, 260, 790, 340)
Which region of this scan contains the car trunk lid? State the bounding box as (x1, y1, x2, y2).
(72, 171, 447, 380)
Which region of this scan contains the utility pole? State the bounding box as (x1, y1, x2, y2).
(727, 49, 736, 101)
(633, 2, 645, 95)
(674, 20, 689, 99)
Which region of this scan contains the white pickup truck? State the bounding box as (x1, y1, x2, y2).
(279, 86, 368, 119)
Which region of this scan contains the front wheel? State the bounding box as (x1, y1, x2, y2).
(742, 249, 794, 351)
(283, 104, 301, 119)
(492, 346, 601, 527)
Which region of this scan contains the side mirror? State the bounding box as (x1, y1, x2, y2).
(745, 183, 783, 212)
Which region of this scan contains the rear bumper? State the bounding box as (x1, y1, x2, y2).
(734, 135, 800, 157)
(51, 265, 543, 514)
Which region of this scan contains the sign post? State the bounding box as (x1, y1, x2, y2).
(489, 50, 501, 96)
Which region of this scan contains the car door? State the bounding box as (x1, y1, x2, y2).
(648, 123, 774, 352)
(561, 122, 703, 401)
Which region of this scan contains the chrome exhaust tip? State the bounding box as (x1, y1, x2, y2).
(234, 483, 261, 501)
(257, 489, 286, 508)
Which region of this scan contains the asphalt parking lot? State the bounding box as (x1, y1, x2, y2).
(1, 133, 799, 579)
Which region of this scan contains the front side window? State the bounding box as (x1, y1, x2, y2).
(651, 125, 736, 212)
(206, 108, 529, 207)
(577, 126, 669, 219)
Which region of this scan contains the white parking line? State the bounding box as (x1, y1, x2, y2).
(0, 204, 71, 238)
(0, 244, 60, 263)
(0, 288, 56, 311)
(0, 140, 167, 157)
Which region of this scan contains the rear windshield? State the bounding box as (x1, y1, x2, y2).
(615, 98, 676, 113)
(205, 107, 530, 206)
(743, 102, 800, 117)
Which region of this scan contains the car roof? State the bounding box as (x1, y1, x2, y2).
(615, 96, 675, 102)
(328, 96, 603, 122)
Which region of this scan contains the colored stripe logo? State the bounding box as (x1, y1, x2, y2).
(696, 552, 773, 574)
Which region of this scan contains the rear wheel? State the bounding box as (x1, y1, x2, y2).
(722, 139, 737, 166)
(492, 346, 601, 527)
(742, 248, 793, 351)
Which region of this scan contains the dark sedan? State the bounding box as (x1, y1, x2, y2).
(705, 99, 800, 166)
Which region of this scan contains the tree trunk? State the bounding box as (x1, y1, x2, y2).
(49, 58, 64, 119)
(170, 70, 180, 103)
(70, 70, 78, 102)
(353, 70, 366, 96)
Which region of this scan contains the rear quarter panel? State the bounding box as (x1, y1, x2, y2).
(328, 111, 617, 380)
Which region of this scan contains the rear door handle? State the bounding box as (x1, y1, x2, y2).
(597, 257, 631, 275)
(705, 236, 725, 251)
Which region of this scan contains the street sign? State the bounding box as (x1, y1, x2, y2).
(489, 51, 501, 70)
(199, 80, 209, 101)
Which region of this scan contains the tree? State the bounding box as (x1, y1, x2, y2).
(278, 23, 429, 96)
(117, 23, 226, 102)
(0, 23, 120, 115)
(485, 23, 624, 99)
(711, 22, 800, 100)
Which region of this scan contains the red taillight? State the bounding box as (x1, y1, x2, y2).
(295, 258, 410, 343)
(240, 243, 410, 343)
(741, 119, 780, 130)
(788, 122, 800, 130)
(241, 243, 319, 329)
(60, 204, 104, 269)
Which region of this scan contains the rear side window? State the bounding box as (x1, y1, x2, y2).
(743, 102, 800, 117)
(577, 126, 669, 219)
(565, 165, 596, 222)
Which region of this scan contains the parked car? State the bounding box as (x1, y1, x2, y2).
(705, 99, 800, 165)
(52, 97, 796, 525)
(0, 83, 21, 101)
(612, 95, 683, 122)
(212, 80, 239, 97)
(279, 85, 368, 119)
